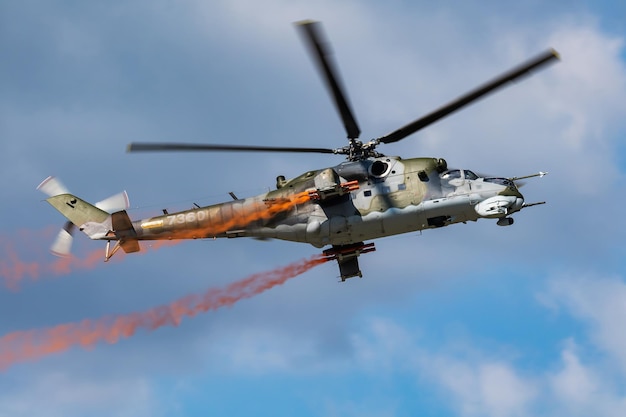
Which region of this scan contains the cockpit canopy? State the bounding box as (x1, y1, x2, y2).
(483, 177, 515, 187)
(440, 169, 479, 180)
(440, 170, 516, 188)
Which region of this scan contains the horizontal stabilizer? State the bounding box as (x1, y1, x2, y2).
(120, 239, 140, 254)
(111, 211, 140, 254)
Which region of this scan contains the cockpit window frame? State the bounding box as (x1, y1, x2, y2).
(484, 177, 515, 187)
(464, 170, 479, 180)
(441, 169, 461, 180)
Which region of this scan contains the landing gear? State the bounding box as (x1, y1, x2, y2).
(104, 240, 122, 262)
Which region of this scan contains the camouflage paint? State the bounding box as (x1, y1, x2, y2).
(47, 156, 526, 250)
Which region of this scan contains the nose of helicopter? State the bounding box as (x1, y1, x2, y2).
(507, 182, 525, 213)
(500, 184, 525, 214)
(474, 191, 524, 218)
(511, 196, 525, 213)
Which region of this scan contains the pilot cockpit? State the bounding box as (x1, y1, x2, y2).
(440, 169, 479, 181)
(464, 170, 479, 180)
(484, 177, 515, 187)
(439, 169, 478, 195)
(441, 170, 516, 188)
(441, 169, 461, 180)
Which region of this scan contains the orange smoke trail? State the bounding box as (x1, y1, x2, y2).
(168, 191, 312, 239)
(0, 230, 184, 289)
(2, 192, 312, 289)
(0, 231, 107, 290)
(0, 254, 328, 370)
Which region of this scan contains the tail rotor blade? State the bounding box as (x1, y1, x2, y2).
(50, 222, 74, 257)
(36, 176, 70, 197)
(95, 191, 130, 213)
(38, 177, 129, 255)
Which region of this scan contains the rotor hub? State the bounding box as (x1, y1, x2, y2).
(335, 139, 384, 161)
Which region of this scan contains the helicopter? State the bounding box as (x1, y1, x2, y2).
(40, 20, 559, 281)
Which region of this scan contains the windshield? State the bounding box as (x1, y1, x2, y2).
(484, 177, 515, 187)
(441, 169, 479, 180)
(441, 169, 461, 180)
(464, 170, 478, 180)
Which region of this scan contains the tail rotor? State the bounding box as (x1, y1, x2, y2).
(37, 176, 130, 256)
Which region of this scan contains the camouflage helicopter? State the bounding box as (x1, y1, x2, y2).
(40, 21, 559, 280)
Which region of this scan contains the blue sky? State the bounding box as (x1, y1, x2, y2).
(1, 1, 625, 416)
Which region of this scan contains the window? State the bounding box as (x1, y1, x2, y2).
(464, 170, 479, 180)
(441, 170, 461, 179)
(484, 178, 514, 187)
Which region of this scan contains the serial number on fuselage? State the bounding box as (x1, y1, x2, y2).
(166, 210, 209, 226)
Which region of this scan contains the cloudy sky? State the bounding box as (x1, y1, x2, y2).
(1, 0, 625, 416)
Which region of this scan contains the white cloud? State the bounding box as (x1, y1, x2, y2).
(544, 274, 626, 373)
(547, 339, 613, 417)
(209, 326, 320, 373)
(549, 339, 598, 406)
(347, 319, 539, 417)
(543, 337, 626, 417)
(420, 354, 538, 417)
(333, 275, 626, 417)
(341, 298, 626, 417)
(0, 372, 158, 417)
(350, 317, 416, 373)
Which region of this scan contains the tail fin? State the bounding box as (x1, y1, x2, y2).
(46, 194, 111, 239)
(38, 176, 131, 257)
(46, 193, 141, 260)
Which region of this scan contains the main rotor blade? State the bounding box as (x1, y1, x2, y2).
(378, 49, 560, 144)
(296, 20, 361, 140)
(128, 143, 337, 154)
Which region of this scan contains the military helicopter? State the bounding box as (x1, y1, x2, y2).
(40, 20, 559, 280)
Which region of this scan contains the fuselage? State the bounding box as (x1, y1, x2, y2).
(130, 156, 524, 248)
